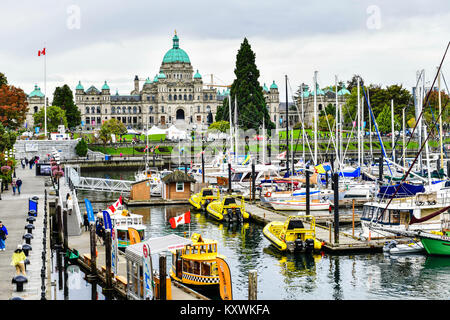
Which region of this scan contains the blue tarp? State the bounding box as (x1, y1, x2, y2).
(338, 167, 361, 178)
(377, 183, 425, 199)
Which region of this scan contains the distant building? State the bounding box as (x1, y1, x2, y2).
(278, 84, 351, 128)
(25, 85, 46, 130)
(74, 32, 280, 132)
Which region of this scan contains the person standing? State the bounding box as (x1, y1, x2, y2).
(0, 221, 8, 251)
(66, 195, 73, 215)
(16, 178, 22, 195)
(21, 159, 25, 169)
(11, 245, 27, 276)
(11, 178, 17, 195)
(83, 212, 89, 232)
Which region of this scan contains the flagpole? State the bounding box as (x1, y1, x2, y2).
(44, 42, 47, 139)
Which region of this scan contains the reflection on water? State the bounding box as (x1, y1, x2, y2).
(74, 169, 450, 300)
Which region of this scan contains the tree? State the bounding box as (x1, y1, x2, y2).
(75, 138, 88, 157)
(0, 73, 7, 86)
(0, 84, 28, 130)
(33, 105, 67, 132)
(207, 120, 230, 133)
(375, 103, 401, 134)
(99, 118, 127, 145)
(346, 75, 364, 92)
(216, 38, 275, 132)
(0, 123, 17, 153)
(52, 84, 81, 129)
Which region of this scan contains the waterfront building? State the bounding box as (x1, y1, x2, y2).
(73, 33, 280, 132)
(25, 84, 46, 130)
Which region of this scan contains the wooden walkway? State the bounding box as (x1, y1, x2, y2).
(244, 202, 408, 253)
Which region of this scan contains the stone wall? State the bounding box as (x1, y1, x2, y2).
(14, 139, 80, 161)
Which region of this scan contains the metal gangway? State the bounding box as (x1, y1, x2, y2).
(65, 165, 133, 193)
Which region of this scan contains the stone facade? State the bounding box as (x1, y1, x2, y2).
(74, 33, 280, 132)
(14, 139, 79, 161)
(25, 85, 46, 130)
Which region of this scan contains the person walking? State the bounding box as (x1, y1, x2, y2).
(16, 178, 22, 195)
(83, 212, 89, 232)
(11, 245, 27, 276)
(66, 194, 73, 215)
(0, 221, 8, 251)
(11, 178, 17, 195)
(20, 159, 25, 169)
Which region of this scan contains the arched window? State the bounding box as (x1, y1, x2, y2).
(91, 107, 95, 114)
(178, 95, 182, 100)
(174, 94, 177, 101)
(86, 107, 89, 114)
(204, 94, 208, 100)
(111, 106, 116, 114)
(122, 107, 126, 114)
(34, 106, 39, 113)
(169, 94, 172, 101)
(138, 106, 142, 113)
(128, 106, 132, 114)
(149, 106, 153, 113)
(97, 107, 101, 114)
(189, 94, 192, 100)
(209, 94, 213, 100)
(184, 94, 187, 100)
(133, 106, 137, 114)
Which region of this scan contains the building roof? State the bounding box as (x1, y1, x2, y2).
(145, 77, 152, 84)
(76, 81, 84, 90)
(194, 70, 202, 79)
(162, 34, 191, 64)
(102, 81, 110, 90)
(29, 85, 45, 98)
(263, 83, 269, 92)
(86, 86, 100, 94)
(153, 75, 159, 83)
(270, 81, 278, 90)
(161, 170, 196, 184)
(158, 71, 166, 79)
(338, 86, 351, 95)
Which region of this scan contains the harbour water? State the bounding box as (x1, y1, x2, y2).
(72, 168, 450, 300)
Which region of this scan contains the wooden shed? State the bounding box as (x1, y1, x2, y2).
(161, 170, 196, 200)
(130, 178, 152, 201)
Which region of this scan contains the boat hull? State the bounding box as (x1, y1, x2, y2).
(420, 237, 450, 256)
(269, 200, 331, 211)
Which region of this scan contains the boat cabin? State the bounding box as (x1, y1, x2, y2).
(361, 204, 412, 226)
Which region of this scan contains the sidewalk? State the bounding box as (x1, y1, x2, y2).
(0, 165, 49, 300)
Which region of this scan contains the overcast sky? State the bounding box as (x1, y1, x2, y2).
(0, 0, 449, 101)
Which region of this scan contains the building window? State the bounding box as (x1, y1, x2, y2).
(111, 107, 116, 114)
(122, 107, 126, 114)
(178, 95, 182, 100)
(149, 106, 153, 113)
(133, 106, 137, 114)
(197, 106, 200, 113)
(189, 94, 192, 100)
(161, 106, 165, 113)
(97, 107, 101, 114)
(176, 182, 184, 192)
(184, 94, 187, 100)
(209, 94, 213, 100)
(34, 106, 39, 113)
(169, 94, 172, 101)
(174, 94, 177, 101)
(149, 116, 154, 124)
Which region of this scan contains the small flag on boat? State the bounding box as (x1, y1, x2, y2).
(111, 195, 123, 210)
(169, 211, 191, 229)
(38, 48, 46, 56)
(277, 151, 287, 160)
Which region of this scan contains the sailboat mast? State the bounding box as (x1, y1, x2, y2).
(301, 83, 305, 161)
(357, 77, 361, 168)
(228, 95, 233, 163)
(402, 107, 406, 172)
(234, 95, 238, 164)
(262, 117, 266, 165)
(314, 71, 318, 165)
(391, 99, 395, 163)
(285, 75, 289, 173)
(368, 88, 373, 164)
(335, 75, 339, 166)
(361, 95, 364, 168)
(438, 67, 444, 169)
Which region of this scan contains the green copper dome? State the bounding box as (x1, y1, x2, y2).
(145, 77, 152, 84)
(29, 85, 45, 97)
(158, 71, 166, 79)
(162, 34, 191, 64)
(102, 81, 110, 90)
(263, 83, 269, 92)
(194, 70, 202, 79)
(270, 81, 278, 90)
(76, 81, 84, 90)
(153, 75, 159, 83)
(338, 85, 351, 96)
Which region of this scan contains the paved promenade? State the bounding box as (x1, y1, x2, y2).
(0, 165, 50, 300)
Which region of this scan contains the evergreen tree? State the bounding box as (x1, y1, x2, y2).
(52, 84, 81, 129)
(0, 73, 7, 87)
(33, 105, 67, 132)
(216, 38, 274, 132)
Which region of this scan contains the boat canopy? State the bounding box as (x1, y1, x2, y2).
(377, 183, 425, 199)
(338, 167, 360, 178)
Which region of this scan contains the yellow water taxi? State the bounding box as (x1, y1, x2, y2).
(189, 187, 220, 211)
(263, 215, 323, 253)
(169, 233, 225, 288)
(206, 195, 250, 223)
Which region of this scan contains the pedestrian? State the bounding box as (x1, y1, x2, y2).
(0, 221, 8, 251)
(11, 177, 17, 195)
(11, 244, 27, 276)
(83, 212, 89, 231)
(29, 157, 34, 169)
(66, 194, 73, 215)
(16, 178, 22, 195)
(21, 159, 25, 169)
(95, 219, 105, 245)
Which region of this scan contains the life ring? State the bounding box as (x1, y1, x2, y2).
(265, 191, 272, 198)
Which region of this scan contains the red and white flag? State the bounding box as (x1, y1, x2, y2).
(169, 211, 191, 229)
(277, 151, 287, 160)
(38, 48, 46, 56)
(112, 196, 123, 211)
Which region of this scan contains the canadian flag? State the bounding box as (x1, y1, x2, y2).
(277, 151, 287, 160)
(111, 196, 123, 211)
(38, 48, 46, 56)
(169, 211, 191, 229)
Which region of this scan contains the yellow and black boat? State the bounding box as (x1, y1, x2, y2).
(169, 233, 225, 289)
(206, 195, 250, 223)
(263, 215, 323, 253)
(189, 187, 220, 211)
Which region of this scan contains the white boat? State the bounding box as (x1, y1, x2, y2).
(359, 192, 450, 240)
(383, 240, 425, 255)
(269, 198, 331, 211)
(107, 208, 147, 249)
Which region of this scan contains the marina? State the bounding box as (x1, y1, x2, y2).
(1, 2, 450, 311)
